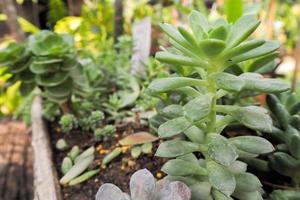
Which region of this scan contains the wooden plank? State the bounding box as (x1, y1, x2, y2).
(31, 96, 62, 200)
(131, 17, 152, 76)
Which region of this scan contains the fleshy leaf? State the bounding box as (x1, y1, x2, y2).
(229, 136, 274, 154)
(95, 183, 129, 200)
(158, 117, 192, 138)
(183, 93, 213, 122)
(130, 169, 156, 200)
(207, 161, 236, 197)
(235, 172, 262, 192)
(207, 134, 238, 166)
(119, 132, 158, 146)
(156, 140, 199, 158)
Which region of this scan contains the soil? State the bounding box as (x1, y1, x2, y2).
(49, 121, 167, 200)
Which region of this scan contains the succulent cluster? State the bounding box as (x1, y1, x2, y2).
(80, 110, 105, 131)
(95, 169, 191, 200)
(59, 114, 78, 133)
(244, 93, 300, 187)
(148, 11, 289, 199)
(94, 124, 116, 141)
(0, 30, 89, 105)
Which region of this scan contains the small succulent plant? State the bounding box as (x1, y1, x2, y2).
(59, 113, 78, 133)
(243, 93, 300, 187)
(95, 169, 191, 200)
(94, 124, 116, 141)
(80, 110, 105, 131)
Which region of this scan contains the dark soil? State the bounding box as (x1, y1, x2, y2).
(49, 121, 167, 200)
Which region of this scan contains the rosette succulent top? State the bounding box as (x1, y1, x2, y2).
(0, 30, 89, 104)
(148, 11, 290, 200)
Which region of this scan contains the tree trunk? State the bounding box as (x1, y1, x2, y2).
(114, 0, 123, 42)
(265, 0, 277, 39)
(67, 0, 75, 16)
(1, 0, 25, 42)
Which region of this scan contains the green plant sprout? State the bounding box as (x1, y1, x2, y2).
(148, 11, 289, 199)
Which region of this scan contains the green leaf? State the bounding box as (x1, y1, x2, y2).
(44, 78, 72, 97)
(131, 146, 142, 158)
(155, 140, 199, 158)
(198, 39, 226, 57)
(162, 159, 206, 176)
(221, 39, 265, 60)
(207, 161, 236, 197)
(226, 41, 280, 66)
(233, 190, 263, 200)
(209, 25, 228, 41)
(212, 189, 234, 200)
(224, 0, 243, 23)
(227, 15, 260, 48)
(207, 134, 238, 166)
(212, 72, 245, 92)
(247, 52, 279, 72)
(189, 10, 210, 34)
(239, 73, 289, 93)
(217, 105, 273, 132)
(229, 136, 274, 154)
(269, 152, 300, 178)
(178, 26, 197, 46)
(183, 93, 213, 122)
(158, 117, 192, 138)
(161, 104, 183, 118)
(156, 51, 208, 68)
(35, 71, 69, 87)
(288, 134, 300, 159)
(184, 126, 205, 143)
(235, 172, 262, 192)
(227, 161, 247, 174)
(148, 77, 206, 93)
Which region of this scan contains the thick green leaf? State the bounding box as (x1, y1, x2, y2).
(30, 62, 61, 74)
(207, 134, 238, 166)
(212, 189, 234, 200)
(207, 161, 236, 197)
(235, 172, 262, 192)
(148, 77, 206, 93)
(229, 136, 274, 154)
(224, 0, 243, 23)
(158, 117, 192, 138)
(43, 91, 70, 103)
(247, 52, 279, 72)
(217, 105, 273, 132)
(240, 73, 289, 93)
(178, 27, 197, 46)
(156, 51, 208, 68)
(209, 25, 228, 41)
(227, 15, 260, 48)
(44, 78, 73, 97)
(226, 41, 280, 66)
(227, 161, 247, 174)
(184, 126, 205, 144)
(189, 182, 213, 200)
(162, 159, 206, 176)
(233, 190, 263, 200)
(288, 134, 300, 159)
(212, 72, 245, 92)
(183, 93, 213, 122)
(35, 71, 69, 87)
(162, 104, 183, 118)
(198, 39, 226, 58)
(155, 140, 199, 158)
(269, 152, 300, 178)
(221, 39, 265, 60)
(189, 10, 210, 34)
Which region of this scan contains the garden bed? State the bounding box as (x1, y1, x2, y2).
(31, 97, 166, 200)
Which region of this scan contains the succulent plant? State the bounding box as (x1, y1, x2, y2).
(56, 138, 69, 151)
(0, 31, 89, 107)
(59, 113, 78, 133)
(80, 110, 105, 131)
(95, 169, 191, 200)
(243, 93, 300, 187)
(94, 124, 116, 141)
(148, 11, 289, 199)
(0, 42, 35, 95)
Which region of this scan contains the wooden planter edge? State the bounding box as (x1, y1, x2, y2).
(31, 96, 62, 200)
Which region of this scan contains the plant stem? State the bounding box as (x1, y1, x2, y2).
(206, 68, 217, 133)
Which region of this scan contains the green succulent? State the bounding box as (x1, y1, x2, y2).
(59, 114, 78, 133)
(148, 11, 289, 200)
(94, 124, 116, 141)
(0, 42, 35, 95)
(80, 110, 105, 131)
(243, 93, 300, 187)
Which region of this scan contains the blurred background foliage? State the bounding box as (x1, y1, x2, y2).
(0, 0, 300, 120)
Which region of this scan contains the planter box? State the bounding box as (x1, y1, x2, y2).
(31, 97, 62, 200)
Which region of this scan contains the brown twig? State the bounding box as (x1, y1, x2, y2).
(262, 180, 300, 190)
